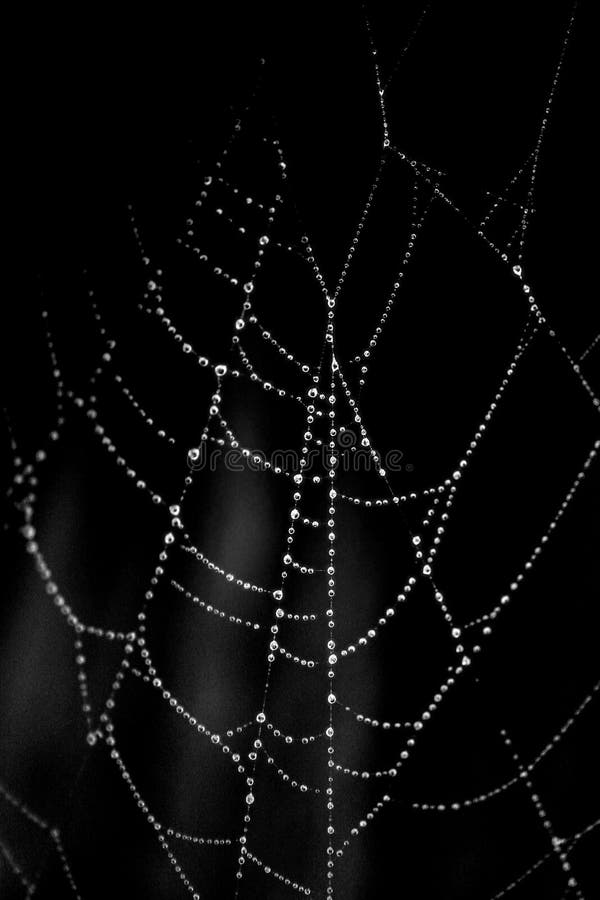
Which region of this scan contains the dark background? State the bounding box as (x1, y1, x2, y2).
(2, 2, 599, 898)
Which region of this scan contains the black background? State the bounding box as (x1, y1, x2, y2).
(2, 2, 599, 898)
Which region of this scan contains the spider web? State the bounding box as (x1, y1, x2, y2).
(1, 3, 599, 898)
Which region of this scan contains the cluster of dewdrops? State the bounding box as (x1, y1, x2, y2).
(3, 8, 600, 899)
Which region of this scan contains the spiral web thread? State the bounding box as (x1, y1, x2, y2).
(2, 4, 599, 898)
